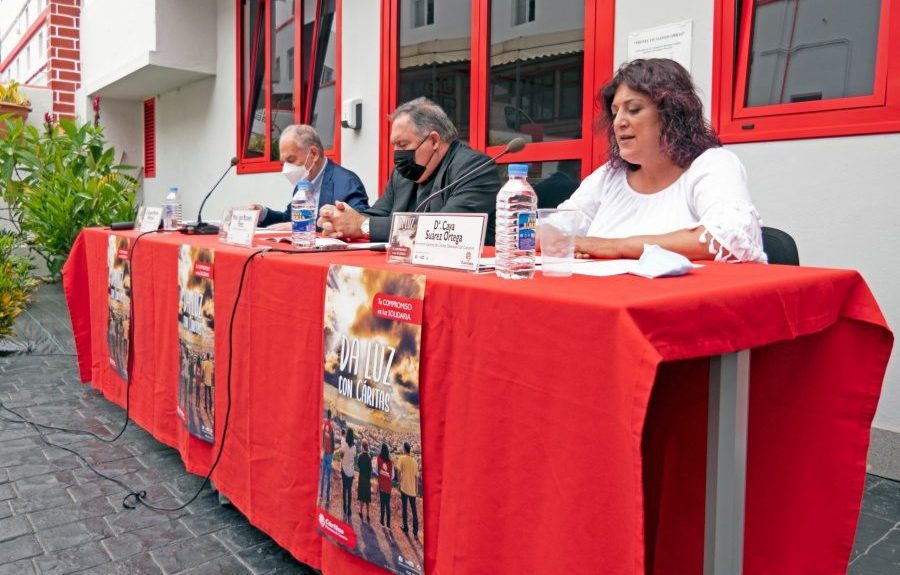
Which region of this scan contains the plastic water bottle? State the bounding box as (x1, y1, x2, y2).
(495, 163, 537, 279)
(291, 181, 316, 248)
(162, 187, 183, 230)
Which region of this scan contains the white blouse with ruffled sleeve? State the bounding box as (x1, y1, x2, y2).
(557, 147, 766, 263)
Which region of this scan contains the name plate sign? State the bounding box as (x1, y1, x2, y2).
(387, 212, 487, 272)
(135, 206, 163, 232)
(220, 208, 260, 247)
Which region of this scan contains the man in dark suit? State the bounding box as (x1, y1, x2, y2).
(253, 125, 369, 229)
(316, 98, 501, 244)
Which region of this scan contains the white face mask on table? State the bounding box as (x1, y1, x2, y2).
(629, 244, 697, 278)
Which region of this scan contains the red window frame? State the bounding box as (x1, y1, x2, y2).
(235, 0, 343, 175)
(379, 0, 614, 193)
(713, 0, 900, 143)
(143, 98, 156, 179)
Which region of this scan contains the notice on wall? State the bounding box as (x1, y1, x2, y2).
(627, 20, 692, 72)
(176, 245, 216, 444)
(106, 235, 131, 381)
(318, 265, 426, 575)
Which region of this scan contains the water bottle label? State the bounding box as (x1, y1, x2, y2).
(292, 208, 316, 233)
(517, 211, 536, 250)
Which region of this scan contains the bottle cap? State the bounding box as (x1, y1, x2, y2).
(508, 164, 529, 177)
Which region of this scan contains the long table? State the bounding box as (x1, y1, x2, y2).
(62, 227, 893, 575)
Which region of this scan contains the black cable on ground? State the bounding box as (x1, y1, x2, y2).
(0, 229, 165, 444)
(2, 243, 317, 512)
(121, 247, 271, 511)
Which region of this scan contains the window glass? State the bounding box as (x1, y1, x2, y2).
(271, 0, 296, 160)
(399, 0, 470, 142)
(513, 0, 536, 26)
(309, 0, 337, 149)
(497, 159, 581, 208)
(489, 0, 583, 146)
(746, 0, 881, 106)
(243, 0, 267, 158)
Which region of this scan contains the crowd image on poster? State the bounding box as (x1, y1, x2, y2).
(106, 235, 131, 381)
(176, 245, 216, 443)
(318, 265, 426, 575)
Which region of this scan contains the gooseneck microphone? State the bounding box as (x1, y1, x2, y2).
(180, 157, 240, 235)
(413, 137, 526, 212)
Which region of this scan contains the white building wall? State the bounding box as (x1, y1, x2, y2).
(339, 0, 382, 196)
(80, 0, 157, 95)
(616, 0, 899, 437)
(147, 0, 277, 220)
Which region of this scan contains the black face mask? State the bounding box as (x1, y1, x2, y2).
(394, 136, 433, 181)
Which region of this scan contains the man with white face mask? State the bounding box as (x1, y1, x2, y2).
(252, 125, 369, 229)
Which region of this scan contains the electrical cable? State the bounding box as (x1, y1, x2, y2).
(1, 239, 333, 512)
(0, 229, 165, 443)
(121, 247, 269, 511)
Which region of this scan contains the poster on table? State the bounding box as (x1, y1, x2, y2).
(318, 265, 426, 575)
(106, 235, 131, 381)
(176, 245, 216, 443)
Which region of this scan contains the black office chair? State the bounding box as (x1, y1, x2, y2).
(761, 226, 799, 266)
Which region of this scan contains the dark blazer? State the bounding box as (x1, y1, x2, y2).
(364, 141, 501, 244)
(259, 160, 369, 227)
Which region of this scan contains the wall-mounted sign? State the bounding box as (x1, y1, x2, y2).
(627, 20, 692, 72)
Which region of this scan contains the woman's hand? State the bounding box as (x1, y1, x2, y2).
(574, 237, 622, 259)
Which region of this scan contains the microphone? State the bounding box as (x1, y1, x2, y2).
(414, 137, 526, 212)
(180, 157, 239, 235)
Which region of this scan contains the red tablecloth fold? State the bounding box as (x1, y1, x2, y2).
(62, 228, 892, 575)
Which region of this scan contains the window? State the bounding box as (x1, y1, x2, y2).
(513, 0, 536, 26)
(412, 0, 434, 28)
(236, 0, 342, 173)
(398, 0, 470, 141)
(38, 31, 43, 59)
(287, 47, 294, 80)
(144, 99, 156, 179)
(381, 0, 612, 191)
(713, 0, 900, 142)
(490, 0, 583, 146)
(498, 159, 582, 207)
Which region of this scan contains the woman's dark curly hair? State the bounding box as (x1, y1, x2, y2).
(599, 58, 720, 170)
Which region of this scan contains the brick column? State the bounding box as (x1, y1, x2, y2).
(47, 0, 81, 119)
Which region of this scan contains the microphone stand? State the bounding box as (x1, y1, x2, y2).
(180, 158, 239, 235)
(414, 138, 526, 212)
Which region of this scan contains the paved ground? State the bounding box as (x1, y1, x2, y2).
(0, 285, 316, 574)
(0, 284, 898, 574)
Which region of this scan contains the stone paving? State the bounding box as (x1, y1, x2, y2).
(0, 284, 897, 574)
(0, 285, 316, 574)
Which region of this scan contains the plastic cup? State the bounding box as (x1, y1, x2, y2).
(538, 209, 581, 277)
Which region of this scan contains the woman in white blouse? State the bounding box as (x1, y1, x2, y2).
(560, 58, 766, 263)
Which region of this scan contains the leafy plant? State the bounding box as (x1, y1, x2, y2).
(0, 230, 39, 339)
(0, 116, 138, 278)
(0, 81, 31, 107)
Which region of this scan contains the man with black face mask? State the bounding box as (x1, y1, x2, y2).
(317, 98, 501, 244)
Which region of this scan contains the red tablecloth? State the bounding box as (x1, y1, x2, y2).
(62, 227, 893, 575)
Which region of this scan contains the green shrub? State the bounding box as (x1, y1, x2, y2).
(0, 231, 39, 339)
(0, 115, 138, 279)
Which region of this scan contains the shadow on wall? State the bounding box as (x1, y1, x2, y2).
(18, 86, 54, 128)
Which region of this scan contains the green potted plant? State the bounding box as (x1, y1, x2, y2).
(0, 230, 39, 342)
(0, 113, 138, 279)
(0, 81, 31, 129)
